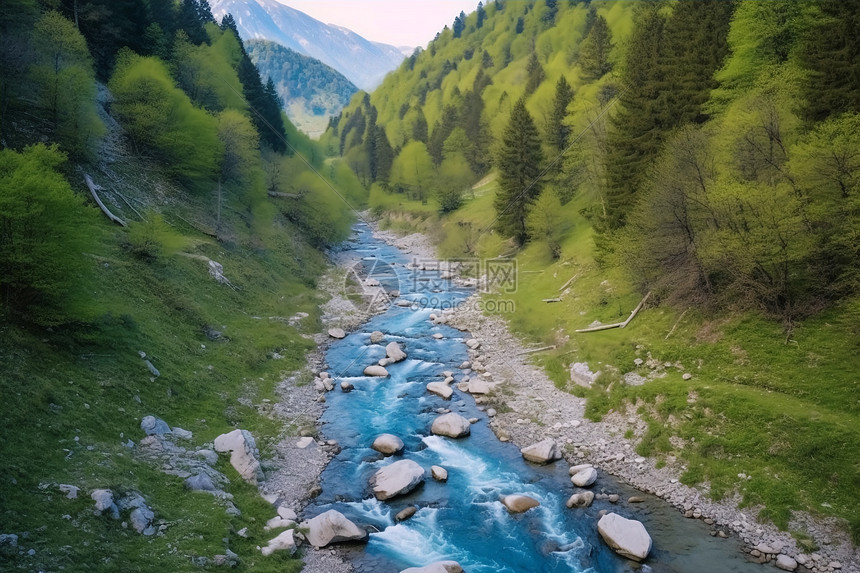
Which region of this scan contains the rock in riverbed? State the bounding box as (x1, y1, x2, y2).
(386, 341, 407, 362)
(597, 512, 652, 561)
(372, 434, 404, 456)
(303, 509, 367, 547)
(427, 381, 453, 399)
(364, 365, 390, 377)
(571, 467, 598, 487)
(520, 439, 562, 464)
(501, 494, 540, 513)
(400, 562, 463, 573)
(328, 328, 346, 339)
(371, 459, 425, 500)
(431, 413, 471, 438)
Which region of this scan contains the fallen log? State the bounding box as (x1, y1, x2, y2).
(575, 291, 652, 333)
(558, 274, 578, 292)
(84, 174, 126, 227)
(517, 345, 557, 355)
(542, 298, 563, 303)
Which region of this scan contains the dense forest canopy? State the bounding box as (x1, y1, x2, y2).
(328, 0, 860, 320)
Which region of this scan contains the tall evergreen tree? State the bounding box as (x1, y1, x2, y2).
(178, 0, 209, 45)
(799, 0, 860, 123)
(476, 1, 486, 29)
(524, 51, 545, 95)
(548, 75, 574, 154)
(579, 14, 613, 80)
(412, 108, 428, 143)
(452, 11, 466, 38)
(494, 98, 544, 244)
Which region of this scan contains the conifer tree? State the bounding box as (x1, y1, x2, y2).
(477, 2, 486, 29)
(453, 11, 466, 38)
(494, 97, 544, 244)
(524, 52, 545, 95)
(412, 108, 428, 143)
(579, 14, 613, 80)
(548, 75, 574, 154)
(542, 0, 558, 26)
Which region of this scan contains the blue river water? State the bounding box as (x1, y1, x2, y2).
(306, 223, 761, 573)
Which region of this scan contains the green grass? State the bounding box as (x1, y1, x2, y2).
(381, 170, 860, 543)
(0, 159, 333, 570)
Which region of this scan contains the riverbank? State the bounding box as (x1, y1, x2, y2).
(367, 223, 859, 573)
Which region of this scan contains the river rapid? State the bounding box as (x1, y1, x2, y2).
(305, 222, 762, 573)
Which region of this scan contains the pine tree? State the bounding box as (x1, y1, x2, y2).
(579, 14, 613, 80)
(452, 11, 466, 38)
(524, 52, 545, 95)
(494, 98, 544, 244)
(799, 0, 860, 123)
(515, 16, 524, 34)
(477, 1, 486, 29)
(178, 0, 209, 45)
(411, 108, 428, 143)
(547, 75, 574, 154)
(481, 49, 494, 68)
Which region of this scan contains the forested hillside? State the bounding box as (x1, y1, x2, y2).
(328, 0, 860, 542)
(247, 39, 358, 137)
(0, 0, 364, 570)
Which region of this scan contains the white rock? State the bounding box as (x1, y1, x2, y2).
(682, 373, 693, 380)
(370, 331, 385, 343)
(487, 408, 497, 417)
(303, 509, 367, 547)
(520, 439, 562, 464)
(430, 466, 448, 481)
(261, 528, 296, 556)
(59, 484, 79, 499)
(341, 381, 354, 392)
(400, 561, 464, 573)
(277, 506, 297, 521)
(371, 459, 425, 500)
(265, 516, 295, 531)
(427, 381, 453, 399)
(466, 338, 481, 349)
(372, 434, 404, 456)
(364, 365, 390, 377)
(571, 467, 598, 487)
(432, 333, 444, 339)
(140, 416, 171, 436)
(214, 429, 264, 483)
(171, 427, 192, 440)
(296, 437, 315, 449)
(90, 489, 119, 518)
(500, 494, 540, 513)
(467, 378, 491, 395)
(328, 328, 346, 339)
(597, 512, 652, 561)
(568, 463, 593, 475)
(386, 341, 407, 362)
(431, 413, 471, 438)
(566, 491, 595, 508)
(775, 554, 798, 571)
(570, 362, 601, 388)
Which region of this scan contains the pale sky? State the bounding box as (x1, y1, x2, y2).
(277, 0, 480, 48)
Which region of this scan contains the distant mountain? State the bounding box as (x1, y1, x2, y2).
(246, 39, 357, 137)
(210, 0, 406, 91)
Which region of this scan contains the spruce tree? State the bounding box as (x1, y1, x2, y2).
(494, 98, 544, 244)
(579, 14, 613, 80)
(524, 52, 545, 95)
(548, 75, 574, 154)
(477, 1, 486, 29)
(412, 108, 428, 143)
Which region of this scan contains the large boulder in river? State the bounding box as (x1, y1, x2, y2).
(214, 429, 264, 483)
(400, 562, 464, 573)
(401, 562, 463, 573)
(426, 381, 453, 399)
(371, 459, 425, 500)
(372, 434, 404, 456)
(386, 341, 407, 362)
(431, 413, 471, 438)
(303, 509, 367, 547)
(501, 494, 540, 513)
(370, 331, 385, 344)
(520, 439, 562, 464)
(571, 467, 598, 487)
(566, 491, 595, 508)
(364, 365, 390, 377)
(597, 512, 652, 561)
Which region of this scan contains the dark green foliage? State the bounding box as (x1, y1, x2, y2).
(0, 145, 94, 324)
(542, 0, 558, 26)
(237, 50, 288, 153)
(494, 98, 544, 244)
(373, 126, 394, 183)
(477, 1, 486, 28)
(412, 107, 429, 142)
(524, 51, 545, 96)
(799, 0, 860, 123)
(482, 49, 494, 68)
(515, 16, 525, 34)
(579, 14, 613, 80)
(178, 0, 211, 45)
(453, 11, 466, 38)
(547, 75, 574, 153)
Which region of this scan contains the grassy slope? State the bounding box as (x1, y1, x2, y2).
(371, 176, 860, 544)
(0, 137, 363, 570)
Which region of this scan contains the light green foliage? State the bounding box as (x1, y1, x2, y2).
(0, 144, 95, 324)
(110, 50, 223, 186)
(526, 188, 566, 258)
(126, 212, 190, 261)
(171, 25, 247, 112)
(30, 11, 104, 157)
(437, 154, 475, 213)
(390, 140, 436, 202)
(218, 108, 260, 185)
(578, 12, 614, 80)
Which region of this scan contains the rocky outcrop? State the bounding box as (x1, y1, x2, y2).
(400, 562, 464, 573)
(303, 509, 367, 547)
(364, 365, 390, 377)
(501, 494, 540, 513)
(140, 416, 171, 436)
(372, 434, 404, 456)
(431, 413, 471, 438)
(213, 429, 264, 484)
(597, 512, 652, 561)
(371, 459, 425, 500)
(520, 439, 562, 464)
(91, 489, 119, 519)
(570, 362, 601, 388)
